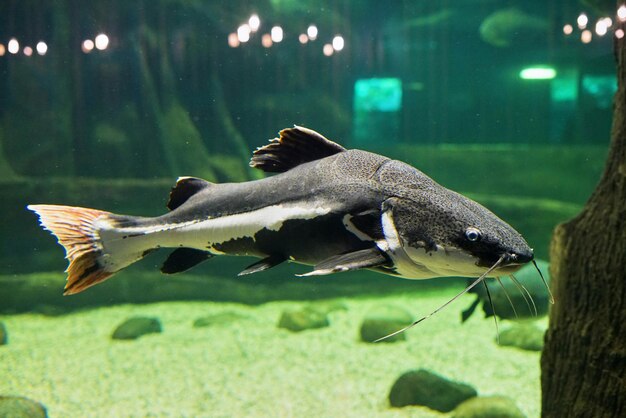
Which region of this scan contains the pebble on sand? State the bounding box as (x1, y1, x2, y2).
(193, 311, 250, 328)
(451, 395, 526, 418)
(359, 305, 413, 343)
(0, 322, 7, 345)
(498, 322, 545, 352)
(111, 316, 162, 340)
(0, 395, 47, 418)
(389, 369, 477, 412)
(278, 307, 330, 332)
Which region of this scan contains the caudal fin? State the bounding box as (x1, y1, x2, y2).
(28, 204, 118, 295)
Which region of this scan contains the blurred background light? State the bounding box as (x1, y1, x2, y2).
(249, 14, 260, 32)
(307, 25, 318, 40)
(82, 39, 94, 53)
(0, 44, 5, 56)
(23, 46, 33, 56)
(322, 43, 333, 56)
(563, 24, 573, 35)
(94, 33, 109, 50)
(616, 28, 625, 39)
(520, 66, 557, 80)
(299, 34, 308, 44)
(261, 33, 272, 48)
(581, 29, 592, 43)
(577, 13, 588, 29)
(8, 38, 19, 54)
(228, 33, 240, 48)
(237, 24, 251, 43)
(619, 5, 626, 21)
(36, 41, 47, 55)
(332, 35, 344, 51)
(271, 26, 283, 43)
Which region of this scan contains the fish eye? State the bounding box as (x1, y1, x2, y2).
(465, 227, 482, 242)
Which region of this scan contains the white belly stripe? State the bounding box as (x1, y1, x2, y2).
(99, 204, 333, 259)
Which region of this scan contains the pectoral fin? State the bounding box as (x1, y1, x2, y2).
(298, 247, 390, 277)
(238, 254, 287, 276)
(161, 248, 213, 274)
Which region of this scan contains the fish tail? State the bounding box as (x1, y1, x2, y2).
(27, 204, 138, 295)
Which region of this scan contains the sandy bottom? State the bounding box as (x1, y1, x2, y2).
(0, 288, 544, 418)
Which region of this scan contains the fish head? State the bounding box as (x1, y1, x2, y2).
(378, 162, 533, 278)
(385, 192, 533, 278)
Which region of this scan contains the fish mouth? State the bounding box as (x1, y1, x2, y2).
(477, 251, 534, 272)
(495, 263, 525, 274)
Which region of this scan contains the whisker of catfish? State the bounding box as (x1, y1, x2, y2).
(508, 274, 532, 316)
(484, 279, 500, 344)
(496, 276, 518, 319)
(374, 254, 507, 343)
(533, 260, 554, 304)
(509, 274, 537, 317)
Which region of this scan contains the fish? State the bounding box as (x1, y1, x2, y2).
(479, 8, 548, 48)
(28, 126, 542, 335)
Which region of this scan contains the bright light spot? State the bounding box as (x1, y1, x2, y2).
(95, 33, 109, 50)
(322, 43, 334, 56)
(577, 13, 588, 29)
(299, 34, 308, 44)
(271, 26, 283, 43)
(249, 14, 260, 32)
(23, 46, 33, 56)
(332, 35, 344, 51)
(0, 44, 5, 56)
(619, 5, 626, 21)
(563, 24, 573, 35)
(36, 41, 47, 55)
(238, 24, 251, 43)
(228, 33, 240, 48)
(602, 17, 613, 27)
(8, 38, 19, 54)
(616, 28, 625, 39)
(581, 29, 592, 43)
(596, 20, 608, 36)
(261, 34, 273, 48)
(519, 66, 557, 80)
(307, 25, 318, 40)
(82, 39, 94, 53)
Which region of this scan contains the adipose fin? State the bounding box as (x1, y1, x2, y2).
(167, 176, 214, 210)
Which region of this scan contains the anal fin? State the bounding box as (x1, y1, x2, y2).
(161, 248, 213, 274)
(298, 247, 390, 277)
(238, 254, 287, 276)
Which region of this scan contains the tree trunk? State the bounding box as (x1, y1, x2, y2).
(541, 20, 626, 418)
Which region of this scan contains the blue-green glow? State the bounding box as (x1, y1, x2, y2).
(354, 78, 402, 112)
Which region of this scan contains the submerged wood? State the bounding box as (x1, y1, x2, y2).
(541, 25, 626, 418)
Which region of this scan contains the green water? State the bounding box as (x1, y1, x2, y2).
(0, 1, 615, 417)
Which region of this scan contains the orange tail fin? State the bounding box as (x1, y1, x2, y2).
(28, 204, 115, 295)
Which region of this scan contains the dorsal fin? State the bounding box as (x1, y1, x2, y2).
(167, 176, 213, 210)
(250, 126, 347, 173)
